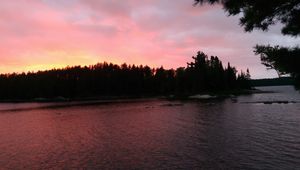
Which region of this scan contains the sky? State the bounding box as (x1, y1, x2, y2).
(0, 0, 298, 78)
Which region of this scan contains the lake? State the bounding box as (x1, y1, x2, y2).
(0, 86, 299, 169)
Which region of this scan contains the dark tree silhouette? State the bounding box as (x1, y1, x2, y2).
(194, 0, 300, 35)
(0, 51, 251, 101)
(194, 0, 300, 87)
(254, 45, 300, 86)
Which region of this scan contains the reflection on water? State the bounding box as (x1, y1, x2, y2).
(0, 86, 299, 169)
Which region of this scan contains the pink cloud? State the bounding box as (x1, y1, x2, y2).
(0, 0, 298, 78)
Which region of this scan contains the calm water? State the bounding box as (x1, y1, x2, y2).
(0, 86, 299, 169)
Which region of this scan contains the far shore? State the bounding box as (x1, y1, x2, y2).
(0, 88, 270, 104)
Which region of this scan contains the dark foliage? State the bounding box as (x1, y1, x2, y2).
(194, 0, 300, 88)
(254, 45, 300, 86)
(194, 0, 300, 36)
(0, 51, 251, 100)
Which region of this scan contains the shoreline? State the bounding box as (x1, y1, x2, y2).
(0, 88, 269, 104)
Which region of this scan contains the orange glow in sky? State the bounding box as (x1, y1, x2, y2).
(0, 0, 298, 78)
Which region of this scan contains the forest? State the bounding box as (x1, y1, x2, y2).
(0, 51, 251, 101)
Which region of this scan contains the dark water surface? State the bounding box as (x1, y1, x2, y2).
(0, 86, 300, 169)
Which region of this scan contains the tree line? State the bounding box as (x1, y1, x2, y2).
(0, 51, 251, 100)
(251, 77, 294, 87)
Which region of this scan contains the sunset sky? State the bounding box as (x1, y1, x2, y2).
(0, 0, 298, 78)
